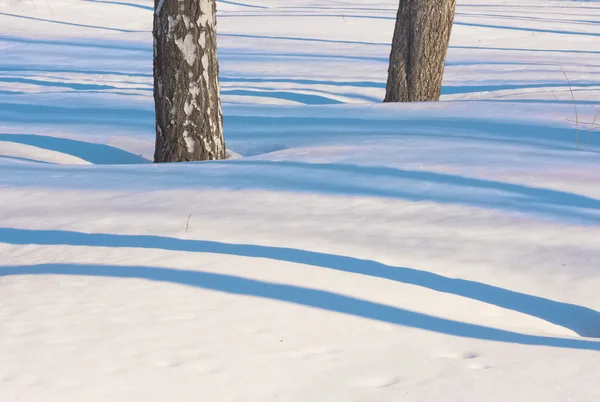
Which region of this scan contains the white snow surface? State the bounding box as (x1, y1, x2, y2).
(1, 0, 600, 401)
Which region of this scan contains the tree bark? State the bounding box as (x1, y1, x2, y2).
(384, 0, 456, 103)
(153, 0, 226, 162)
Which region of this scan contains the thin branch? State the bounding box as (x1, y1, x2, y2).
(586, 106, 600, 151)
(185, 206, 201, 233)
(564, 118, 600, 127)
(561, 67, 579, 150)
(44, 0, 55, 16)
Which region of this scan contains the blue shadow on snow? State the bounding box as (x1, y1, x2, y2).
(221, 89, 344, 105)
(1, 262, 599, 351)
(0, 12, 145, 33)
(1, 228, 599, 340)
(227, 160, 600, 225)
(83, 0, 153, 11)
(223, 114, 600, 157)
(0, 134, 149, 165)
(0, 77, 151, 92)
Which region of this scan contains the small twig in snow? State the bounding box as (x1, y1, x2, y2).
(43, 0, 55, 16)
(564, 118, 600, 127)
(586, 105, 600, 151)
(561, 67, 579, 150)
(185, 206, 201, 233)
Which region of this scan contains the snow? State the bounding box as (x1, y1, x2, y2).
(1, 0, 600, 401)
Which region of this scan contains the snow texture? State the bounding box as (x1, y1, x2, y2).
(0, 1, 599, 402)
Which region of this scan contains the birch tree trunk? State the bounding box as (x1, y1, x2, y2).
(384, 0, 456, 103)
(153, 0, 226, 162)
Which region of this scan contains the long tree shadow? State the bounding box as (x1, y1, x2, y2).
(0, 155, 52, 164)
(1, 263, 599, 351)
(83, 0, 153, 11)
(227, 160, 600, 224)
(221, 89, 344, 105)
(442, 82, 600, 96)
(220, 77, 385, 88)
(0, 35, 152, 52)
(464, 3, 600, 11)
(0, 12, 146, 33)
(219, 33, 388, 46)
(455, 12, 600, 26)
(0, 66, 152, 78)
(0, 103, 154, 129)
(220, 50, 388, 63)
(454, 21, 600, 37)
(217, 13, 394, 21)
(224, 115, 599, 154)
(218, 0, 268, 8)
(450, 45, 600, 55)
(0, 77, 151, 92)
(1, 228, 599, 338)
(0, 134, 150, 164)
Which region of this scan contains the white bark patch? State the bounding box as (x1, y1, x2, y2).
(182, 15, 191, 28)
(198, 0, 215, 27)
(218, 103, 223, 132)
(198, 31, 206, 48)
(200, 136, 212, 154)
(190, 83, 200, 97)
(175, 33, 197, 66)
(183, 130, 195, 153)
(184, 100, 193, 116)
(201, 54, 210, 84)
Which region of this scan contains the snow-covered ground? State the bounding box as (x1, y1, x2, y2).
(1, 0, 599, 401)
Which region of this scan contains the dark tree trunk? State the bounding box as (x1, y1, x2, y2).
(153, 0, 226, 162)
(384, 0, 456, 102)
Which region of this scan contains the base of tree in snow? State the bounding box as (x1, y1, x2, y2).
(153, 0, 226, 162)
